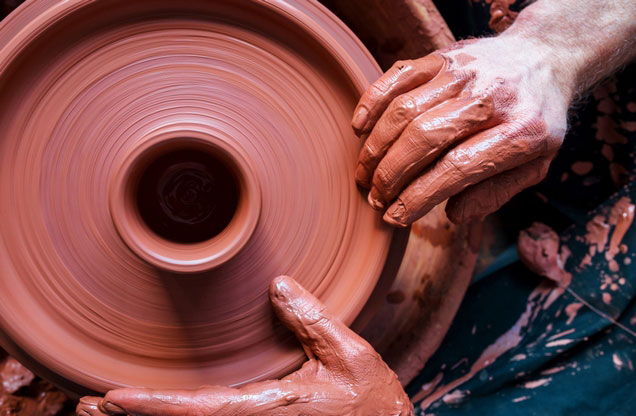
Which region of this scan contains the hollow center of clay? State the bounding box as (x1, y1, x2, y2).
(136, 147, 239, 243)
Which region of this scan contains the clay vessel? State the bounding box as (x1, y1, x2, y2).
(0, 0, 478, 396)
(0, 0, 404, 394)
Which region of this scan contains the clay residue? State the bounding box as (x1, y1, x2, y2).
(442, 389, 467, 405)
(547, 328, 575, 341)
(486, 0, 519, 33)
(1, 357, 34, 394)
(621, 121, 636, 132)
(585, 215, 610, 254)
(454, 53, 477, 66)
(416, 372, 443, 398)
(594, 80, 629, 146)
(606, 197, 635, 264)
(609, 163, 630, 187)
(571, 161, 593, 176)
(411, 220, 454, 247)
(518, 222, 571, 287)
(522, 377, 551, 389)
(413, 280, 558, 408)
(545, 338, 574, 348)
(0, 351, 68, 415)
(601, 144, 614, 161)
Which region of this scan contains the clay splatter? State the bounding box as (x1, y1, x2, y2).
(518, 223, 571, 286)
(413, 281, 557, 407)
(585, 215, 610, 254)
(485, 0, 519, 32)
(571, 161, 594, 175)
(545, 338, 574, 348)
(522, 377, 552, 389)
(565, 303, 583, 325)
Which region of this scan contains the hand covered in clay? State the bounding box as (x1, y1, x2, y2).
(76, 276, 412, 416)
(352, 35, 571, 225)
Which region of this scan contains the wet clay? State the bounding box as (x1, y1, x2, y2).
(486, 0, 519, 33)
(0, 350, 68, 415)
(518, 222, 571, 287)
(0, 0, 403, 394)
(76, 277, 413, 416)
(605, 196, 635, 271)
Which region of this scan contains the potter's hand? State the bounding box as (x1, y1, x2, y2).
(352, 0, 636, 225)
(76, 276, 412, 416)
(352, 37, 568, 226)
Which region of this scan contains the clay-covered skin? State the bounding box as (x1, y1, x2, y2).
(353, 0, 636, 227)
(352, 38, 567, 226)
(76, 276, 413, 416)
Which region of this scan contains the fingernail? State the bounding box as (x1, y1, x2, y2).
(384, 201, 408, 227)
(355, 164, 370, 187)
(367, 189, 385, 210)
(351, 105, 368, 133)
(102, 401, 126, 414)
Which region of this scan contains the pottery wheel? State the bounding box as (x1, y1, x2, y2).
(0, 0, 402, 393)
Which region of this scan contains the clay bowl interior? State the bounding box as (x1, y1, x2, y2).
(110, 131, 261, 273)
(0, 0, 404, 394)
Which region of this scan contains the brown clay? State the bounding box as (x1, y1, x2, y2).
(362, 203, 482, 385)
(0, 350, 68, 416)
(486, 0, 519, 33)
(518, 222, 571, 287)
(606, 196, 635, 267)
(75, 276, 413, 416)
(0, 0, 404, 394)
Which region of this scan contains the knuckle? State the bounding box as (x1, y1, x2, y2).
(392, 59, 414, 73)
(521, 116, 549, 137)
(490, 84, 518, 110)
(517, 116, 564, 153)
(453, 68, 477, 84)
(445, 148, 472, 171)
(387, 94, 417, 119)
(445, 147, 497, 178)
(408, 124, 434, 152)
(367, 82, 387, 101)
(372, 60, 415, 95)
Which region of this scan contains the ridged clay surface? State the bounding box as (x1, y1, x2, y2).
(0, 0, 401, 394)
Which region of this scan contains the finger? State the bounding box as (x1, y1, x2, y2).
(102, 384, 315, 416)
(446, 156, 553, 223)
(355, 73, 468, 188)
(77, 396, 108, 416)
(368, 94, 495, 207)
(269, 276, 371, 373)
(382, 119, 558, 226)
(351, 54, 445, 135)
(99, 388, 215, 416)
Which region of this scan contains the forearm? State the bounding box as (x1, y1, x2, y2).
(503, 0, 636, 100)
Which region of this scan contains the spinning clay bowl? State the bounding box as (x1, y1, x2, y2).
(0, 0, 406, 394)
